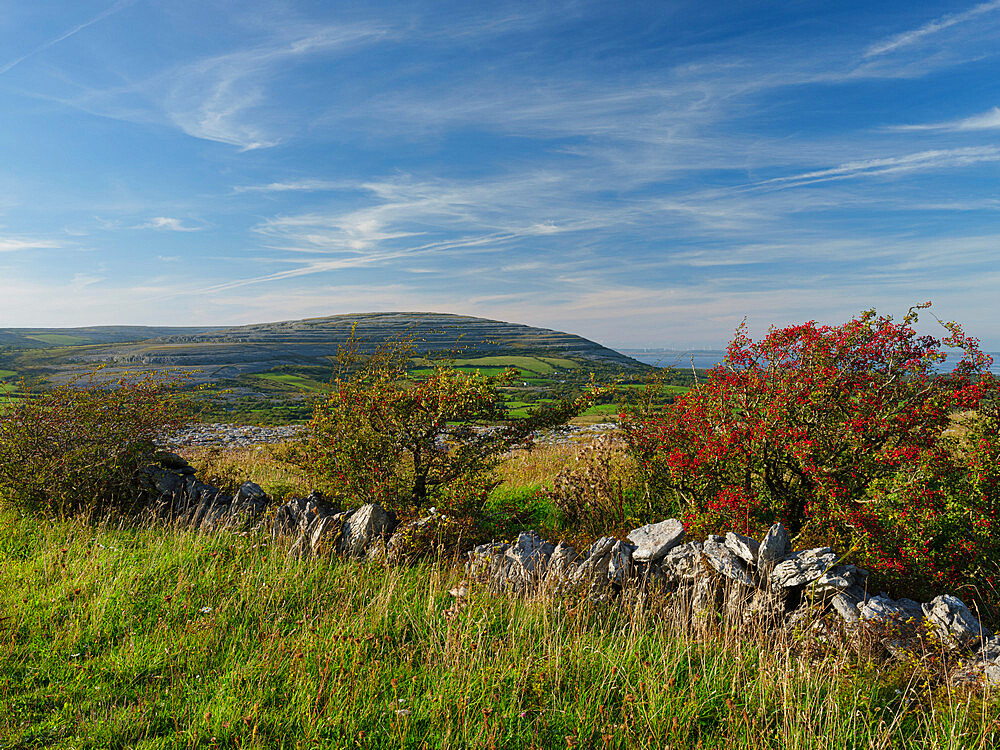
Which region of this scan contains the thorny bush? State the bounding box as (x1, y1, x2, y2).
(621, 304, 1000, 612)
(549, 436, 634, 536)
(297, 334, 594, 515)
(0, 370, 189, 517)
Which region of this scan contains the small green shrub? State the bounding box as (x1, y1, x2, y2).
(386, 512, 476, 563)
(0, 371, 188, 517)
(299, 334, 592, 514)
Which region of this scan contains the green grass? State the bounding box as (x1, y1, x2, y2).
(408, 366, 514, 378)
(535, 356, 581, 370)
(24, 334, 89, 345)
(581, 404, 620, 417)
(617, 383, 690, 394)
(0, 380, 21, 411)
(252, 373, 330, 392)
(1, 512, 997, 749)
(416, 356, 573, 376)
(0, 369, 17, 380)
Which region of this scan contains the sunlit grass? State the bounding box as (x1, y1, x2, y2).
(2, 512, 997, 749)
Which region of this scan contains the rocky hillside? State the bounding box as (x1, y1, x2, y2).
(3, 312, 643, 385)
(0, 325, 219, 348)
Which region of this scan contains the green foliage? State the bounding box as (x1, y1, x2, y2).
(0, 371, 189, 517)
(384, 512, 477, 563)
(299, 335, 592, 513)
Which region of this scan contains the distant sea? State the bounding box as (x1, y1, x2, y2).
(616, 349, 1000, 375)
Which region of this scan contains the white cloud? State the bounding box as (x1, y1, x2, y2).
(746, 147, 1000, 191)
(0, 0, 135, 76)
(233, 180, 345, 193)
(138, 217, 204, 232)
(864, 0, 1000, 58)
(889, 105, 1000, 132)
(0, 236, 62, 252)
(70, 273, 105, 289)
(159, 24, 390, 150)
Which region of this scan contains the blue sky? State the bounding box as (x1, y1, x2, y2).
(1, 0, 999, 349)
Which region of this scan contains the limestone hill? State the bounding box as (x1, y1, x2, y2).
(2, 313, 643, 386)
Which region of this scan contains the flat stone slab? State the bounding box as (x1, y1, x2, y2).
(724, 532, 760, 565)
(627, 519, 685, 562)
(703, 536, 755, 587)
(859, 594, 924, 625)
(769, 547, 837, 589)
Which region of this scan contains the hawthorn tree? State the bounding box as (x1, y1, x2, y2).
(302, 338, 591, 512)
(0, 371, 189, 517)
(621, 304, 1000, 602)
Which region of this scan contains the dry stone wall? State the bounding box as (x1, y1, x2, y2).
(143, 453, 1000, 688)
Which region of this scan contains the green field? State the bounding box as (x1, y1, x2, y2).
(0, 369, 17, 380)
(414, 355, 578, 376)
(24, 334, 90, 345)
(253, 373, 330, 392)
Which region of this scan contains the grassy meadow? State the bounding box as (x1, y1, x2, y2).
(1, 439, 998, 749)
(3, 508, 1000, 750)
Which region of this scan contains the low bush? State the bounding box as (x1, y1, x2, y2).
(299, 336, 592, 515)
(0, 371, 188, 517)
(549, 436, 638, 536)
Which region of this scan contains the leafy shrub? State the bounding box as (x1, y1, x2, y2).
(385, 512, 477, 563)
(299, 336, 591, 514)
(621, 305, 1000, 608)
(0, 371, 188, 517)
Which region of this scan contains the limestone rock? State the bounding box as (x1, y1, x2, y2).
(144, 462, 270, 533)
(505, 531, 556, 578)
(627, 519, 684, 563)
(607, 540, 636, 585)
(769, 547, 837, 589)
(758, 523, 791, 565)
(156, 451, 196, 474)
(980, 637, 1000, 685)
(338, 503, 397, 558)
(467, 542, 510, 579)
(660, 542, 704, 584)
(571, 536, 617, 586)
(724, 532, 760, 565)
(810, 564, 868, 595)
(831, 592, 861, 624)
(703, 536, 755, 587)
(545, 542, 579, 581)
(859, 594, 924, 627)
(922, 595, 991, 649)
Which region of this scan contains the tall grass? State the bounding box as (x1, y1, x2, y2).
(2, 511, 997, 749)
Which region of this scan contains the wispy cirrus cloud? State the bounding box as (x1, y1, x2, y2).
(889, 105, 1000, 132)
(233, 179, 345, 193)
(0, 0, 134, 76)
(864, 0, 1000, 58)
(157, 23, 391, 150)
(745, 147, 1000, 191)
(137, 217, 204, 232)
(0, 236, 63, 252)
